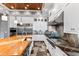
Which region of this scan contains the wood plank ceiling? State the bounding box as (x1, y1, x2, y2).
(3, 3, 42, 10)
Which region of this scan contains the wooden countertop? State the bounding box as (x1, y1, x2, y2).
(0, 35, 32, 56)
(0, 41, 29, 56)
(0, 35, 32, 42)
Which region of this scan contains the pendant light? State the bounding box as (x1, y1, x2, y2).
(14, 16, 18, 24)
(20, 17, 23, 25)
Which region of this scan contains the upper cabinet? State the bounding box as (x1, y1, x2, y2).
(64, 4, 79, 34)
(9, 16, 34, 28)
(9, 16, 17, 28)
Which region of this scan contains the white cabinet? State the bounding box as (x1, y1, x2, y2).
(9, 16, 34, 28)
(17, 16, 21, 23)
(22, 17, 34, 23)
(9, 16, 17, 28)
(64, 3, 79, 34)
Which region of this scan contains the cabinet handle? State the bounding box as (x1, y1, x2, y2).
(71, 28, 75, 30)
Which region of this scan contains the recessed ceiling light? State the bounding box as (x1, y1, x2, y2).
(27, 4, 29, 7)
(11, 6, 14, 9)
(25, 7, 27, 9)
(37, 7, 40, 10)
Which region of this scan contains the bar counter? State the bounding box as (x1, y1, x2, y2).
(0, 35, 32, 56)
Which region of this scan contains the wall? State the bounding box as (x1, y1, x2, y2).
(0, 16, 9, 38)
(33, 20, 47, 33)
(0, 6, 10, 38)
(0, 16, 1, 35)
(63, 4, 79, 47)
(64, 3, 79, 34)
(49, 3, 66, 22)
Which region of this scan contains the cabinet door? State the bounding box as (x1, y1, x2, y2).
(9, 16, 17, 28)
(17, 16, 21, 23)
(1, 21, 9, 38)
(64, 4, 79, 34)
